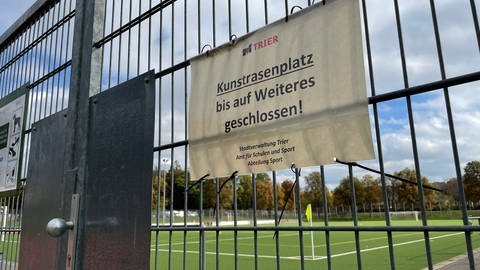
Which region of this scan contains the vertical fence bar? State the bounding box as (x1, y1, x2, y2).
(391, 0, 434, 268)
(0, 198, 5, 256)
(215, 178, 220, 270)
(469, 0, 480, 53)
(199, 180, 205, 270)
(294, 168, 305, 270)
(54, 0, 67, 112)
(348, 164, 362, 270)
(196, 1, 203, 267)
(67, 0, 106, 267)
(12, 34, 20, 91)
(39, 9, 51, 119)
(116, 0, 123, 85)
(168, 155, 174, 270)
(233, 175, 238, 270)
(154, 154, 161, 270)
(44, 4, 56, 116)
(107, 0, 114, 89)
(272, 171, 280, 270)
(61, 0, 73, 110)
(10, 194, 21, 270)
(98, 0, 107, 92)
(30, 17, 40, 122)
(6, 39, 13, 92)
(227, 0, 232, 38)
(429, 1, 476, 268)
(183, 2, 189, 268)
(361, 0, 397, 268)
(136, 0, 141, 76)
(4, 197, 12, 269)
(320, 166, 332, 270)
(126, 0, 132, 79)
(252, 173, 259, 270)
(245, 0, 250, 33)
(212, 0, 216, 47)
(168, 2, 176, 269)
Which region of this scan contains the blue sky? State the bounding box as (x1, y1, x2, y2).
(0, 1, 36, 34)
(1, 0, 479, 190)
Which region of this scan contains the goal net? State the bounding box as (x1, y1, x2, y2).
(389, 211, 419, 222)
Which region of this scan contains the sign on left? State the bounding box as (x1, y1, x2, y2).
(0, 86, 28, 193)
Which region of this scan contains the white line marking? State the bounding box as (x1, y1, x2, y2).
(152, 232, 299, 247)
(151, 232, 464, 261)
(324, 232, 464, 261)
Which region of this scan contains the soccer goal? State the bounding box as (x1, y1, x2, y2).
(389, 211, 419, 222)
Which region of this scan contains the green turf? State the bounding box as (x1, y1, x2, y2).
(149, 220, 480, 270)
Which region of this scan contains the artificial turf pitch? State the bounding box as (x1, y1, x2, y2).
(150, 220, 480, 270)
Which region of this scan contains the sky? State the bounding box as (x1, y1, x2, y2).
(0, 1, 36, 35)
(1, 0, 479, 190)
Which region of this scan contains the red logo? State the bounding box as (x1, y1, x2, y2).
(242, 35, 279, 56)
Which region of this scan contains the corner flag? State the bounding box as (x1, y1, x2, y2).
(305, 203, 315, 259)
(306, 203, 312, 222)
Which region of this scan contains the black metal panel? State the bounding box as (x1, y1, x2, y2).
(18, 110, 68, 270)
(83, 71, 155, 269)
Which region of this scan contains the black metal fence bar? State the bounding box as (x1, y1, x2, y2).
(349, 165, 362, 269)
(151, 225, 480, 232)
(392, 0, 433, 268)
(429, 0, 476, 268)
(320, 165, 333, 270)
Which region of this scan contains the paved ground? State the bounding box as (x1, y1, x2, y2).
(422, 248, 480, 270)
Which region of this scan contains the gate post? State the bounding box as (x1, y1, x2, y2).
(63, 0, 104, 269)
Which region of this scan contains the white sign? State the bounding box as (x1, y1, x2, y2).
(0, 88, 27, 192)
(188, 0, 374, 179)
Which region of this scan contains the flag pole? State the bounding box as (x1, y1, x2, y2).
(310, 215, 314, 259)
(306, 203, 315, 259)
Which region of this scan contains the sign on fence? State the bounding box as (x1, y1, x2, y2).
(0, 86, 28, 192)
(188, 0, 374, 179)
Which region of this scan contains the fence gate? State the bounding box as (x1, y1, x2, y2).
(0, 0, 479, 269)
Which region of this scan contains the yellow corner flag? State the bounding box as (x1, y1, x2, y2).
(306, 203, 312, 222)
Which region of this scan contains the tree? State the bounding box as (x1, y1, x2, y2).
(361, 175, 382, 209)
(256, 180, 274, 210)
(280, 179, 295, 210)
(303, 172, 329, 215)
(151, 170, 160, 210)
(446, 178, 460, 202)
(432, 181, 453, 210)
(203, 179, 217, 209)
(237, 175, 253, 209)
(164, 160, 201, 210)
(393, 168, 435, 209)
(464, 161, 480, 203)
(332, 176, 362, 207)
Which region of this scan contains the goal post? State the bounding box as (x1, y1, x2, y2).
(389, 211, 419, 222)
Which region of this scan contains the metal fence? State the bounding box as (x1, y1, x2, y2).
(0, 0, 74, 268)
(1, 0, 480, 269)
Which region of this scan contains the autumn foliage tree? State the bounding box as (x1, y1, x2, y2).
(280, 179, 295, 210)
(393, 168, 435, 208)
(464, 161, 480, 203)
